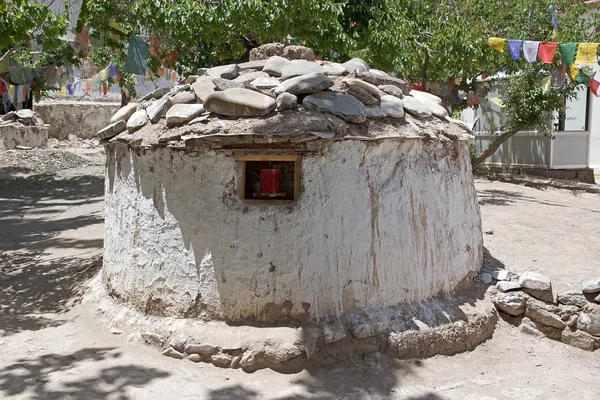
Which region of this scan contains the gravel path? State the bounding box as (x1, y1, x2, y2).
(0, 153, 598, 399)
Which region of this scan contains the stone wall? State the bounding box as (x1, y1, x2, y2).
(102, 138, 483, 324)
(34, 100, 120, 140)
(0, 124, 48, 149)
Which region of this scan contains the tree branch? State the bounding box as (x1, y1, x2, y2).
(472, 125, 527, 167)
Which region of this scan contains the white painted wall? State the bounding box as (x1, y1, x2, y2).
(102, 139, 483, 323)
(588, 65, 600, 169)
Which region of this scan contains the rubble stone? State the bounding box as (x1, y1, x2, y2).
(274, 72, 333, 96)
(276, 93, 298, 112)
(238, 60, 268, 71)
(410, 89, 444, 105)
(496, 281, 521, 292)
(141, 332, 165, 347)
(263, 56, 292, 77)
(493, 292, 527, 316)
(378, 85, 404, 98)
(280, 62, 325, 80)
(320, 61, 348, 76)
(282, 45, 316, 61)
(519, 317, 562, 340)
(185, 343, 219, 356)
(146, 97, 172, 123)
(558, 291, 588, 308)
(250, 77, 280, 89)
(342, 78, 382, 100)
(480, 273, 493, 284)
(350, 321, 388, 339)
(191, 77, 216, 102)
(207, 64, 239, 79)
(577, 313, 600, 336)
(203, 88, 276, 117)
(170, 91, 197, 105)
(303, 91, 366, 123)
(165, 104, 205, 126)
(185, 75, 199, 84)
(141, 87, 170, 101)
(342, 58, 369, 74)
(249, 43, 285, 61)
(323, 323, 347, 344)
(347, 86, 379, 105)
(402, 96, 432, 118)
(162, 347, 184, 359)
(110, 103, 138, 124)
(519, 271, 553, 303)
(212, 77, 245, 91)
(359, 71, 410, 94)
(561, 329, 596, 351)
(491, 270, 510, 281)
(234, 71, 269, 83)
(126, 109, 149, 133)
(525, 299, 566, 329)
(97, 120, 126, 140)
(582, 278, 600, 294)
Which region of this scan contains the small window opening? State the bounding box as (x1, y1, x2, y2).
(236, 155, 300, 204)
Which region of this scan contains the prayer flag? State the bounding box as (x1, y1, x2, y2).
(523, 41, 540, 62)
(507, 40, 523, 60)
(488, 37, 506, 52)
(541, 76, 552, 93)
(591, 73, 600, 96)
(550, 6, 558, 28)
(123, 35, 150, 76)
(558, 43, 577, 64)
(538, 42, 558, 63)
(576, 70, 590, 86)
(574, 43, 598, 64)
(569, 64, 579, 81)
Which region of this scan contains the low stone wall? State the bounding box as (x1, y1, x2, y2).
(34, 100, 120, 140)
(0, 124, 48, 149)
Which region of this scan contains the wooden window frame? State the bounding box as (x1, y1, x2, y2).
(235, 154, 301, 205)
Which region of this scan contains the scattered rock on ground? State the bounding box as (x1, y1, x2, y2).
(276, 93, 298, 111)
(525, 299, 566, 329)
(492, 271, 510, 281)
(97, 120, 126, 140)
(519, 271, 553, 303)
(496, 281, 521, 292)
(582, 278, 600, 294)
(303, 91, 366, 123)
(558, 291, 588, 308)
(561, 329, 596, 351)
(203, 88, 276, 117)
(282, 45, 315, 61)
(162, 347, 184, 359)
(577, 313, 600, 336)
(493, 292, 527, 316)
(110, 103, 138, 123)
(126, 109, 149, 133)
(249, 43, 285, 61)
(274, 72, 333, 96)
(166, 104, 205, 126)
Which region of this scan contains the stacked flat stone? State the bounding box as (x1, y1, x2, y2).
(97, 42, 464, 141)
(489, 270, 600, 352)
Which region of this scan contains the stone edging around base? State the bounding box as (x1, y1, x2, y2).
(83, 274, 498, 371)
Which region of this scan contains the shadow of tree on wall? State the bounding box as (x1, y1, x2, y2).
(0, 347, 170, 400)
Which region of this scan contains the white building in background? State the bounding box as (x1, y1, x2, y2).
(462, 66, 600, 183)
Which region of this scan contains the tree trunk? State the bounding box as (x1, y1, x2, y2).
(472, 126, 526, 167)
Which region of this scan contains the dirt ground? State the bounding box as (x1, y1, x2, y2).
(0, 146, 599, 400)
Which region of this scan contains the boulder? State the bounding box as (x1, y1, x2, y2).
(496, 281, 521, 292)
(519, 271, 553, 303)
(320, 62, 348, 76)
(342, 58, 369, 74)
(207, 64, 239, 79)
(249, 43, 285, 61)
(238, 60, 268, 71)
(171, 91, 197, 105)
(263, 56, 292, 77)
(276, 93, 298, 112)
(212, 77, 245, 91)
(582, 278, 600, 294)
(146, 97, 172, 123)
(191, 76, 216, 102)
(203, 88, 276, 117)
(110, 102, 138, 124)
(280, 62, 325, 80)
(234, 71, 269, 83)
(341, 78, 382, 100)
(525, 299, 566, 329)
(282, 45, 316, 61)
(378, 85, 404, 98)
(492, 292, 527, 316)
(402, 96, 432, 118)
(558, 291, 588, 308)
(347, 86, 379, 105)
(165, 104, 205, 126)
(97, 120, 126, 140)
(126, 109, 149, 133)
(561, 329, 596, 351)
(303, 91, 366, 123)
(274, 72, 333, 96)
(577, 313, 600, 336)
(250, 77, 280, 89)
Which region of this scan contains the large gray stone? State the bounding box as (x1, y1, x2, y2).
(238, 60, 268, 71)
(378, 85, 404, 98)
(577, 313, 600, 336)
(418, 97, 448, 118)
(249, 43, 285, 61)
(525, 299, 565, 329)
(320, 62, 348, 76)
(110, 103, 138, 124)
(126, 109, 149, 133)
(402, 96, 432, 118)
(171, 91, 197, 105)
(212, 77, 245, 91)
(203, 88, 276, 117)
(96, 120, 126, 140)
(561, 329, 596, 351)
(365, 95, 404, 118)
(1, 124, 48, 149)
(234, 71, 269, 83)
(207, 64, 239, 79)
(192, 77, 216, 102)
(250, 77, 280, 89)
(141, 87, 170, 101)
(582, 278, 600, 294)
(276, 93, 298, 112)
(347, 86, 379, 105)
(274, 72, 333, 96)
(410, 89, 443, 105)
(519, 317, 562, 340)
(359, 71, 411, 94)
(302, 91, 366, 123)
(342, 58, 369, 74)
(341, 78, 382, 100)
(263, 56, 291, 77)
(519, 271, 553, 302)
(282, 45, 315, 61)
(493, 292, 527, 316)
(165, 104, 205, 126)
(496, 281, 522, 292)
(146, 97, 172, 123)
(280, 62, 325, 80)
(558, 291, 588, 308)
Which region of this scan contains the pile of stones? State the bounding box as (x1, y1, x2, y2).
(489, 271, 600, 352)
(97, 43, 461, 141)
(0, 109, 45, 127)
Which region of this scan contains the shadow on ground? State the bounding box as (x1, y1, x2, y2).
(0, 347, 170, 400)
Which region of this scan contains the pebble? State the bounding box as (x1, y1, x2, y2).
(274, 72, 333, 96)
(582, 277, 600, 294)
(203, 88, 276, 117)
(302, 91, 366, 123)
